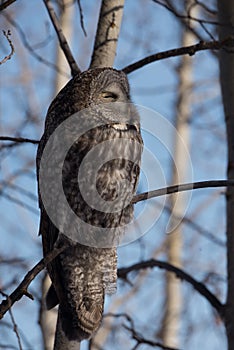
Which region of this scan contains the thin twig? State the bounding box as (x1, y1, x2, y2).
(0, 290, 22, 349)
(123, 38, 234, 74)
(105, 313, 179, 350)
(8, 309, 23, 350)
(43, 0, 80, 77)
(77, 0, 87, 36)
(0, 136, 39, 144)
(167, 0, 216, 43)
(3, 12, 69, 77)
(152, 0, 219, 25)
(118, 259, 225, 319)
(132, 180, 234, 204)
(124, 324, 180, 350)
(0, 30, 14, 65)
(0, 245, 67, 320)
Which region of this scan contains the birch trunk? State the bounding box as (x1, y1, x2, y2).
(90, 0, 125, 68)
(161, 1, 194, 346)
(218, 1, 234, 348)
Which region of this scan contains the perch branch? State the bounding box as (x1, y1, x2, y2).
(132, 180, 234, 204)
(123, 37, 234, 74)
(0, 136, 39, 144)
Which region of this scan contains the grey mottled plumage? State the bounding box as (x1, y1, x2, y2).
(37, 68, 143, 349)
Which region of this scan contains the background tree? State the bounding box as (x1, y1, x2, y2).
(0, 1, 233, 349)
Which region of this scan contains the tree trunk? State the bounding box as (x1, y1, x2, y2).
(161, 0, 194, 346)
(90, 0, 125, 68)
(218, 1, 234, 348)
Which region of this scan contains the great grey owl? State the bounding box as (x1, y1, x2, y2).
(36, 67, 143, 349)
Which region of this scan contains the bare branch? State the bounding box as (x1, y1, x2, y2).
(0, 136, 39, 144)
(90, 0, 125, 68)
(132, 180, 234, 204)
(43, 0, 80, 77)
(0, 30, 14, 65)
(118, 259, 225, 319)
(0, 245, 67, 320)
(123, 38, 234, 74)
(156, 0, 218, 44)
(124, 324, 180, 350)
(76, 0, 87, 36)
(152, 0, 219, 26)
(0, 0, 17, 11)
(0, 292, 22, 349)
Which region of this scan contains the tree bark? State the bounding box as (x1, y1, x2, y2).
(90, 0, 125, 68)
(218, 1, 234, 348)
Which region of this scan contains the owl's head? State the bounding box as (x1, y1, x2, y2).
(69, 67, 138, 127)
(87, 68, 130, 105)
(45, 67, 138, 131)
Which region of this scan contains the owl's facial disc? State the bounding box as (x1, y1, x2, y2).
(99, 82, 128, 103)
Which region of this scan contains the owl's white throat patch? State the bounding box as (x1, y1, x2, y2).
(111, 123, 131, 131)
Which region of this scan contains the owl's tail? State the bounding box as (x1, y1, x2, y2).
(51, 245, 117, 349)
(54, 302, 103, 350)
